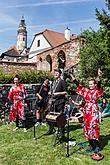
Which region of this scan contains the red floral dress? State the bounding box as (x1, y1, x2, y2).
(77, 84, 103, 140)
(8, 84, 26, 121)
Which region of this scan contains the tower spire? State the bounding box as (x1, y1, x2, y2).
(17, 16, 27, 53)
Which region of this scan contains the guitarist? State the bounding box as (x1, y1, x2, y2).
(45, 69, 67, 139)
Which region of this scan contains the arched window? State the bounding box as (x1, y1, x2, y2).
(39, 57, 42, 62)
(46, 55, 52, 71)
(57, 50, 66, 69)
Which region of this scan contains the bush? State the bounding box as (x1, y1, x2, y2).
(0, 70, 54, 84)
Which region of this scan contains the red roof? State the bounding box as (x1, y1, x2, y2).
(2, 46, 20, 57)
(35, 29, 68, 47)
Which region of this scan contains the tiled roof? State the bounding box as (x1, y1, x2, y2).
(35, 29, 68, 47)
(2, 46, 21, 57)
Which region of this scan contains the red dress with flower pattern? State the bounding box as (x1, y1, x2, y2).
(8, 84, 26, 121)
(77, 84, 103, 140)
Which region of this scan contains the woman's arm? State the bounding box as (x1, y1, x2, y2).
(36, 93, 42, 100)
(53, 91, 67, 96)
(97, 80, 101, 90)
(97, 68, 103, 90)
(70, 74, 79, 86)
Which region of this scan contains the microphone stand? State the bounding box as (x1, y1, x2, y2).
(65, 96, 70, 158)
(65, 113, 70, 157)
(33, 124, 36, 139)
(16, 101, 19, 128)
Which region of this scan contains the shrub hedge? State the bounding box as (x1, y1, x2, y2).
(0, 69, 110, 101)
(0, 69, 54, 84)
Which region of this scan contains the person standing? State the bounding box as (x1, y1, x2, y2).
(57, 56, 65, 79)
(35, 79, 50, 126)
(45, 69, 67, 140)
(8, 75, 27, 132)
(70, 74, 103, 152)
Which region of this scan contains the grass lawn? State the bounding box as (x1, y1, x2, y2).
(0, 118, 110, 165)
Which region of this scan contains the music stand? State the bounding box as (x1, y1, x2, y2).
(65, 95, 72, 158)
(65, 95, 78, 158)
(53, 127, 63, 146)
(25, 94, 37, 139)
(65, 94, 84, 157)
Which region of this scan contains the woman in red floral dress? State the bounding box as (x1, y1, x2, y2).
(8, 75, 27, 131)
(71, 75, 103, 152)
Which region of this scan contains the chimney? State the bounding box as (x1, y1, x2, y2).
(65, 27, 71, 41)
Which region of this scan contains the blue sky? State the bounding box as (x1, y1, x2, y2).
(0, 0, 107, 54)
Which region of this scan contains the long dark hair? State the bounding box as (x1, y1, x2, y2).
(14, 74, 20, 80)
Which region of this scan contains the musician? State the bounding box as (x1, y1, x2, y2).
(45, 69, 67, 139)
(35, 79, 50, 126)
(57, 56, 65, 79)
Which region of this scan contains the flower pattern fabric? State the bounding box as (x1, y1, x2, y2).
(8, 84, 26, 121)
(77, 84, 103, 140)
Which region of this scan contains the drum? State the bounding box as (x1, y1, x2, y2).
(46, 112, 66, 127)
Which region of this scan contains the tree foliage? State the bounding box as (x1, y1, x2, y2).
(79, 0, 110, 79)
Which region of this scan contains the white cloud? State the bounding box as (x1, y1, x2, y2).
(0, 13, 17, 26)
(0, 12, 18, 33)
(29, 18, 97, 29)
(0, 27, 16, 33)
(3, 0, 98, 8)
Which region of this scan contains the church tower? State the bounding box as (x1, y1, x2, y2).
(17, 16, 27, 53)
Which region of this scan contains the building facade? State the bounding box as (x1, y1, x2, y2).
(28, 28, 81, 72)
(0, 17, 85, 74)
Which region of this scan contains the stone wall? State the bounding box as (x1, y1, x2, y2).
(36, 37, 80, 72)
(0, 61, 37, 74)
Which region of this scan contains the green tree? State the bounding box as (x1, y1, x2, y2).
(95, 0, 110, 77)
(79, 0, 110, 79)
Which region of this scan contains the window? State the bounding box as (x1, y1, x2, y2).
(23, 37, 25, 41)
(37, 40, 40, 47)
(39, 57, 42, 62)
